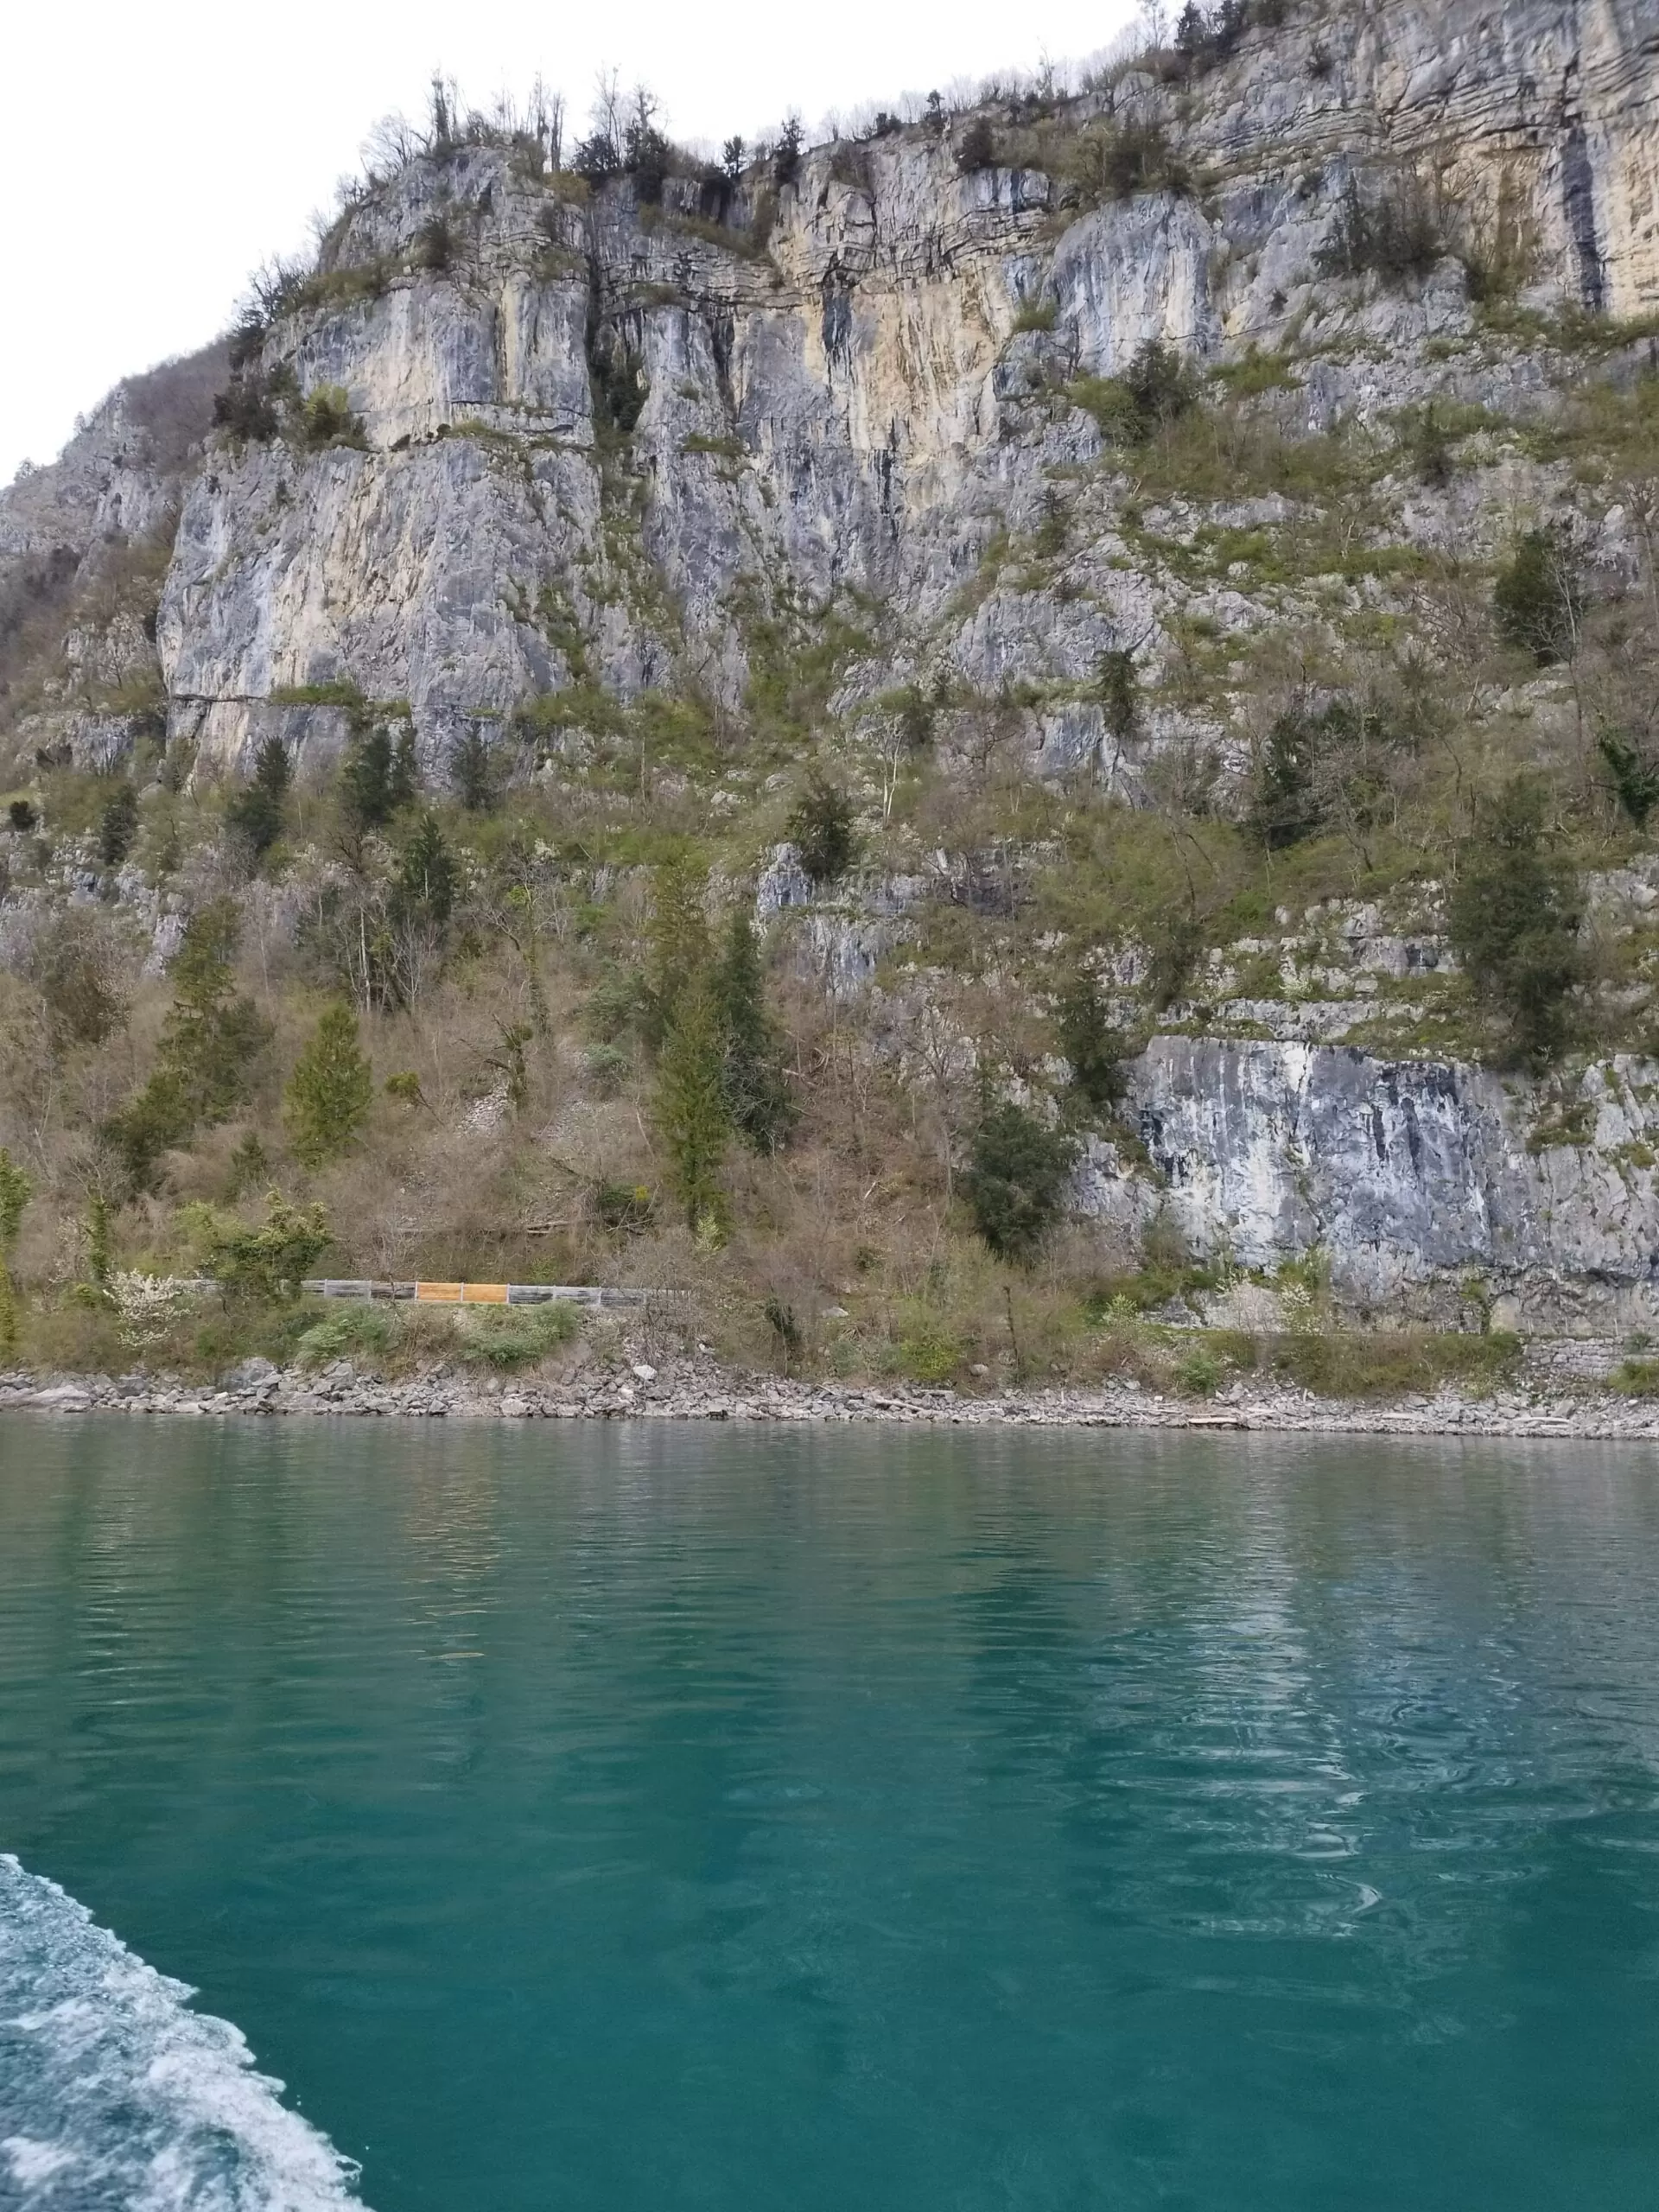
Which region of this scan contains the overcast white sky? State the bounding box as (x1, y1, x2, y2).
(3, 0, 1140, 487)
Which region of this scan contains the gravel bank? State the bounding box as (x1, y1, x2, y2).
(4, 1357, 1659, 1440)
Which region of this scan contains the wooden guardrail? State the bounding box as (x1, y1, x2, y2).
(299, 1281, 656, 1307)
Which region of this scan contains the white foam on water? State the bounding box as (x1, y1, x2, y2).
(0, 1855, 367, 2209)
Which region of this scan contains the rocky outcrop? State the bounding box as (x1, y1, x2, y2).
(128, 0, 1659, 774)
(1077, 1038, 1659, 1329)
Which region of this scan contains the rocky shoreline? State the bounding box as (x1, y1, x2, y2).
(4, 1357, 1659, 1441)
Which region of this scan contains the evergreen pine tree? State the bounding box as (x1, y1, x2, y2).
(98, 782, 140, 868)
(450, 726, 498, 812)
(1174, 1, 1211, 60)
(340, 725, 395, 832)
(963, 1102, 1077, 1264)
(1447, 778, 1585, 1069)
(161, 901, 273, 1126)
(1054, 970, 1129, 1117)
(713, 912, 795, 1151)
(395, 812, 459, 930)
(389, 727, 420, 811)
(1493, 528, 1581, 664)
(1247, 707, 1325, 849)
(105, 901, 273, 1190)
(226, 739, 291, 860)
(283, 1002, 375, 1166)
(1096, 648, 1139, 747)
(653, 973, 732, 1234)
(84, 1192, 113, 1287)
(340, 724, 417, 832)
(644, 857, 711, 1050)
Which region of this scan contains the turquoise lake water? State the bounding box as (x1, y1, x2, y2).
(3, 1416, 1659, 2209)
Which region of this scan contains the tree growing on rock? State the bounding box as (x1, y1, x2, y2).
(340, 721, 417, 835)
(98, 782, 139, 869)
(1447, 777, 1585, 1069)
(1054, 970, 1130, 1120)
(1493, 527, 1582, 664)
(787, 772, 858, 887)
(713, 912, 795, 1151)
(226, 738, 291, 861)
(449, 726, 498, 813)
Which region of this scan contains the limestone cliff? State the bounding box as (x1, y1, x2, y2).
(3, 0, 1659, 1339)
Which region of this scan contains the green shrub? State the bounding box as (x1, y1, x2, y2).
(1246, 697, 1407, 852)
(583, 1044, 632, 1095)
(1274, 1330, 1521, 1399)
(963, 1101, 1077, 1263)
(956, 118, 997, 175)
(764, 1295, 804, 1373)
(185, 1192, 332, 1302)
(454, 1302, 579, 1369)
(1173, 1344, 1224, 1395)
(895, 1314, 964, 1383)
(1067, 118, 1191, 206)
(296, 1305, 397, 1367)
(1248, 709, 1325, 849)
(1599, 729, 1659, 827)
(212, 365, 296, 443)
(594, 1180, 656, 1232)
(0, 1149, 30, 1355)
(1096, 647, 1139, 746)
(296, 385, 366, 452)
(1070, 339, 1198, 446)
(1316, 176, 1443, 287)
(1492, 528, 1581, 663)
(23, 907, 126, 1048)
(1145, 911, 1205, 1010)
(786, 772, 858, 885)
(1402, 402, 1455, 486)
(414, 213, 454, 272)
(590, 339, 646, 435)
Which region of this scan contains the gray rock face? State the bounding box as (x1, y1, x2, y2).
(1077, 1039, 1659, 1329)
(109, 0, 1654, 773)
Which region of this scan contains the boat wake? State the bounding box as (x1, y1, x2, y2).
(0, 1855, 366, 2208)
